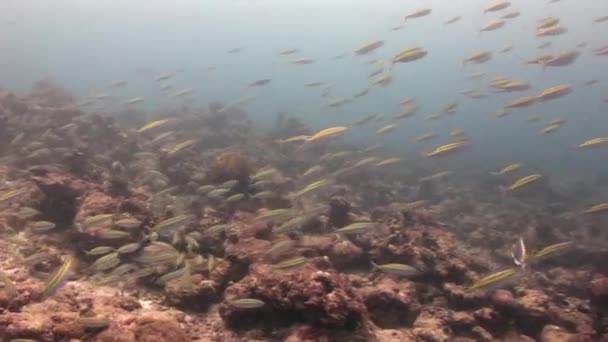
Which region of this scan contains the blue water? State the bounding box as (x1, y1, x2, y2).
(2, 0, 608, 179)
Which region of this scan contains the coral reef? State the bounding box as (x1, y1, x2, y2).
(0, 87, 606, 341)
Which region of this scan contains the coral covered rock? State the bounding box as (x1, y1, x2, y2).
(219, 264, 369, 333)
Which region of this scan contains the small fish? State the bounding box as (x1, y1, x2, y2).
(304, 81, 325, 87)
(484, 0, 510, 13)
(267, 240, 295, 258)
(372, 262, 419, 276)
(0, 189, 24, 205)
(207, 188, 230, 199)
(114, 217, 142, 229)
(167, 139, 196, 156)
(290, 179, 331, 198)
(501, 11, 520, 19)
(27, 221, 56, 233)
(419, 171, 452, 182)
(231, 298, 265, 309)
(504, 95, 538, 109)
(537, 17, 560, 29)
(511, 237, 527, 268)
(376, 123, 398, 135)
(125, 97, 144, 105)
(425, 141, 469, 157)
(491, 163, 522, 175)
(137, 119, 172, 133)
(15, 206, 41, 220)
(306, 126, 348, 142)
(173, 88, 193, 97)
(336, 222, 375, 235)
(155, 263, 189, 285)
(272, 256, 307, 270)
(392, 47, 428, 64)
(354, 40, 384, 55)
(536, 25, 567, 37)
(152, 215, 193, 232)
(225, 193, 245, 203)
(445, 16, 461, 25)
(480, 19, 505, 32)
(404, 8, 431, 21)
(503, 174, 543, 192)
(91, 252, 120, 272)
(415, 133, 438, 142)
(251, 191, 276, 200)
(290, 58, 316, 64)
(42, 255, 76, 299)
(579, 137, 608, 148)
(302, 165, 325, 177)
(85, 246, 115, 256)
(533, 241, 574, 259)
(116, 242, 141, 255)
(582, 203, 608, 214)
(279, 49, 298, 55)
(376, 158, 401, 167)
(594, 15, 608, 23)
(466, 268, 519, 292)
(272, 215, 309, 234)
(96, 230, 131, 240)
(248, 79, 272, 87)
(541, 123, 562, 134)
(155, 72, 174, 82)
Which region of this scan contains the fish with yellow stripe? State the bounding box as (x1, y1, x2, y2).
(501, 174, 543, 193)
(424, 141, 469, 157)
(306, 126, 348, 142)
(491, 163, 522, 176)
(582, 203, 608, 214)
(578, 137, 608, 148)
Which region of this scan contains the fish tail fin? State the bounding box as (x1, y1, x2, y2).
(370, 260, 379, 271)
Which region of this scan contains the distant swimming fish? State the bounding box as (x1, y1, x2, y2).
(248, 79, 272, 87)
(404, 8, 431, 21)
(306, 126, 348, 142)
(108, 80, 128, 88)
(484, 1, 510, 13)
(502, 174, 543, 192)
(466, 268, 520, 292)
(375, 123, 398, 135)
(578, 137, 608, 148)
(354, 40, 384, 55)
(425, 141, 469, 157)
(279, 49, 298, 55)
(124, 97, 144, 105)
(480, 19, 505, 32)
(290, 58, 316, 64)
(173, 88, 193, 97)
(491, 163, 522, 175)
(445, 16, 461, 25)
(155, 73, 173, 82)
(372, 261, 419, 276)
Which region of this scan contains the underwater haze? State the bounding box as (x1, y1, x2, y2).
(1, 0, 608, 341)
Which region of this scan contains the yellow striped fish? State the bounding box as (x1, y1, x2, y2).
(502, 174, 542, 192)
(137, 118, 172, 133)
(425, 141, 468, 157)
(42, 256, 76, 299)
